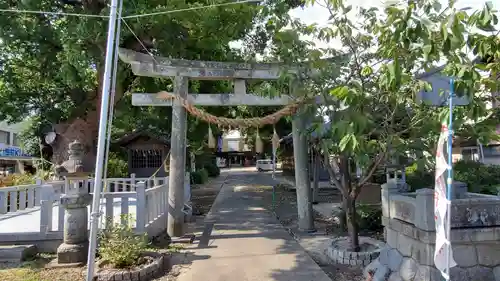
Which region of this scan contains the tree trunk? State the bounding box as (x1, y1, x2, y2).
(52, 112, 99, 166)
(345, 195, 360, 252)
(338, 204, 347, 232)
(52, 67, 105, 166)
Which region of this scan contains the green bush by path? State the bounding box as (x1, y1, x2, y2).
(356, 204, 383, 231)
(204, 163, 220, 177)
(98, 215, 148, 269)
(190, 168, 209, 184)
(405, 160, 500, 194)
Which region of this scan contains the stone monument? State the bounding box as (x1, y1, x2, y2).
(53, 140, 92, 266)
(366, 179, 500, 281)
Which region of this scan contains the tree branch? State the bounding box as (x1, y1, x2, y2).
(355, 151, 387, 190)
(319, 142, 347, 197)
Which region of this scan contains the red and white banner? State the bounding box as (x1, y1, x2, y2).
(434, 122, 456, 279)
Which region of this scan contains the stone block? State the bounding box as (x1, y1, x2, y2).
(130, 271, 139, 281)
(388, 272, 403, 281)
(415, 188, 435, 231)
(400, 223, 418, 240)
(417, 229, 435, 244)
(0, 245, 37, 262)
(387, 227, 399, 248)
(57, 242, 88, 264)
(450, 267, 469, 281)
(452, 244, 478, 267)
(415, 265, 442, 281)
(388, 248, 403, 271)
(477, 244, 500, 266)
(411, 241, 434, 266)
(467, 266, 495, 281)
(399, 258, 418, 281)
(493, 266, 500, 281)
(373, 264, 390, 281)
(334, 248, 341, 258)
(467, 228, 496, 242)
(451, 181, 468, 199)
(370, 251, 380, 260)
(397, 233, 414, 257)
(114, 273, 123, 281)
(379, 246, 390, 266)
(450, 229, 472, 242)
(364, 259, 381, 278)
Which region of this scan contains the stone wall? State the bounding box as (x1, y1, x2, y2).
(366, 180, 500, 281)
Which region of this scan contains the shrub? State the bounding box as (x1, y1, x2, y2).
(404, 160, 500, 194)
(106, 153, 128, 178)
(0, 173, 36, 187)
(190, 168, 209, 184)
(356, 204, 382, 231)
(98, 215, 148, 269)
(204, 163, 220, 177)
(405, 163, 434, 191)
(454, 160, 500, 192)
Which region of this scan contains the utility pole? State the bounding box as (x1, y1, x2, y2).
(86, 0, 121, 280)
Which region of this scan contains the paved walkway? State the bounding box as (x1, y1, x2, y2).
(177, 169, 331, 281)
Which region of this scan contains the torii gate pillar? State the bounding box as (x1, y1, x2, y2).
(168, 76, 188, 237)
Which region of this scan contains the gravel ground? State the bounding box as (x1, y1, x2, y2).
(262, 184, 375, 281)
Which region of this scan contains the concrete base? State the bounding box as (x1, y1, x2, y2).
(0, 245, 37, 262)
(56, 242, 89, 264)
(45, 259, 84, 269)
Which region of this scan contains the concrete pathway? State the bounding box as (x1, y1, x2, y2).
(177, 169, 331, 281)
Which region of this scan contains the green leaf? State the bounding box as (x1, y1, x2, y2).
(339, 134, 352, 151)
(422, 44, 432, 60)
(361, 66, 373, 76)
(330, 86, 350, 99)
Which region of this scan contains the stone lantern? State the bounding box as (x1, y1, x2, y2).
(54, 140, 93, 266)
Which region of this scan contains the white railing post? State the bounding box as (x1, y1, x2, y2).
(39, 184, 54, 233)
(163, 176, 169, 214)
(34, 179, 43, 207)
(130, 173, 136, 191)
(0, 189, 7, 214)
(135, 181, 146, 233)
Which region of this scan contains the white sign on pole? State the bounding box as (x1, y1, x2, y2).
(434, 122, 456, 279)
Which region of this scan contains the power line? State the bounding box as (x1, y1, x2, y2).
(122, 0, 260, 19)
(0, 8, 108, 18)
(0, 0, 261, 19)
(120, 17, 160, 65)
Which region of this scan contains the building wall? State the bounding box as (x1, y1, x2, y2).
(454, 145, 500, 165)
(0, 121, 33, 175)
(0, 121, 24, 146)
(125, 137, 170, 178)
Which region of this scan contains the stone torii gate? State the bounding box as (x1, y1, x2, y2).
(118, 48, 315, 237)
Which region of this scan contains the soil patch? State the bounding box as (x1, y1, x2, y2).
(262, 184, 383, 281)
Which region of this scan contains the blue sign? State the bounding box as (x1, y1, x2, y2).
(0, 145, 32, 157)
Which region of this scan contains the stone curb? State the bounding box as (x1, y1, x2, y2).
(326, 237, 385, 267)
(94, 252, 168, 281)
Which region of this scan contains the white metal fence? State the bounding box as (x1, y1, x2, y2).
(0, 173, 190, 241)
